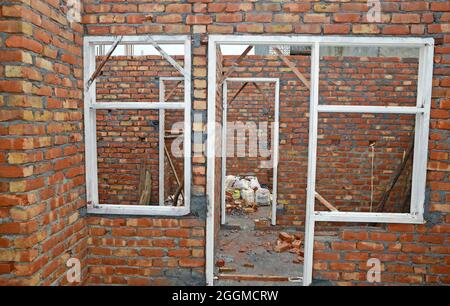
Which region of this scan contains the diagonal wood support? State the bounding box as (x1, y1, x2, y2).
(218, 45, 253, 86)
(86, 36, 123, 90)
(228, 82, 249, 105)
(146, 35, 190, 78)
(377, 141, 414, 212)
(315, 192, 338, 211)
(273, 47, 310, 89)
(164, 80, 183, 101)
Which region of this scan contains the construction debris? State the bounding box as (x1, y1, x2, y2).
(224, 175, 273, 215)
(215, 259, 225, 267)
(273, 231, 304, 264)
(219, 267, 236, 273)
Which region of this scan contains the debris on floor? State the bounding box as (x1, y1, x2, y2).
(273, 232, 304, 264)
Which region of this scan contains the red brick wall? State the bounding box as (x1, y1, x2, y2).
(0, 0, 88, 285)
(85, 216, 205, 285)
(1, 0, 447, 286)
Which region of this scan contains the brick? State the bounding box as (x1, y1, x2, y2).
(5, 36, 43, 54)
(216, 14, 242, 23)
(186, 15, 212, 25)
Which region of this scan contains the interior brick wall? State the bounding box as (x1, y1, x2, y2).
(95, 55, 185, 205)
(223, 55, 417, 227)
(0, 0, 447, 286)
(0, 0, 88, 285)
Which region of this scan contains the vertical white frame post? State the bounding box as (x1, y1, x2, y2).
(272, 79, 280, 226)
(207, 35, 433, 287)
(221, 82, 227, 225)
(84, 35, 192, 216)
(220, 78, 280, 226)
(83, 38, 99, 206)
(159, 81, 165, 206)
(303, 42, 320, 286)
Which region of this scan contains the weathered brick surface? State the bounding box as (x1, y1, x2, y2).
(0, 0, 88, 285)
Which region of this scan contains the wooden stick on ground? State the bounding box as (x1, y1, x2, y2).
(273, 47, 311, 89)
(315, 192, 338, 211)
(173, 179, 184, 206)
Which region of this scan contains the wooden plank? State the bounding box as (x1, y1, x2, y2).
(164, 143, 184, 199)
(173, 179, 184, 206)
(377, 141, 414, 212)
(273, 47, 310, 89)
(86, 36, 122, 89)
(217, 273, 294, 282)
(314, 192, 338, 212)
(138, 169, 152, 205)
(218, 45, 253, 86)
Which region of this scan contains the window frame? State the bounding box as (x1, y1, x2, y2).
(83, 35, 191, 216)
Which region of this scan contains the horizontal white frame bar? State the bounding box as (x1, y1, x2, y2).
(87, 204, 189, 216)
(211, 35, 433, 47)
(226, 77, 280, 83)
(91, 102, 185, 110)
(85, 35, 190, 45)
(314, 211, 424, 224)
(317, 105, 424, 114)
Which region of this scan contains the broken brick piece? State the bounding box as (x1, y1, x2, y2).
(215, 259, 225, 267)
(274, 241, 291, 253)
(279, 232, 294, 242)
(292, 239, 302, 248)
(243, 263, 254, 268)
(293, 256, 304, 264)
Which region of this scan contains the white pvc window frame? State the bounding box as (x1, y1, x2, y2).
(221, 77, 280, 226)
(84, 35, 191, 216)
(206, 35, 434, 286)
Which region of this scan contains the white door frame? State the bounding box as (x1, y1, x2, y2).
(206, 35, 433, 286)
(220, 78, 280, 226)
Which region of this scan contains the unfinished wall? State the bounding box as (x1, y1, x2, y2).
(81, 0, 448, 286)
(95, 55, 184, 205)
(0, 1, 88, 285)
(0, 0, 447, 286)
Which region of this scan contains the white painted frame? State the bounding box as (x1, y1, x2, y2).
(220, 78, 280, 226)
(84, 35, 191, 216)
(206, 35, 434, 287)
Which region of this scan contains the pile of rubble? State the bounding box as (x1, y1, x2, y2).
(274, 232, 304, 264)
(225, 175, 271, 215)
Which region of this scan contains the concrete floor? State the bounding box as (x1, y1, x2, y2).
(215, 207, 303, 286)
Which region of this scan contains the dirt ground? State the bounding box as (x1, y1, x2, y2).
(215, 206, 304, 286)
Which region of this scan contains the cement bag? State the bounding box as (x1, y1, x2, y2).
(235, 178, 250, 190)
(256, 188, 270, 206)
(225, 175, 237, 189)
(241, 189, 255, 203)
(249, 177, 260, 190)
